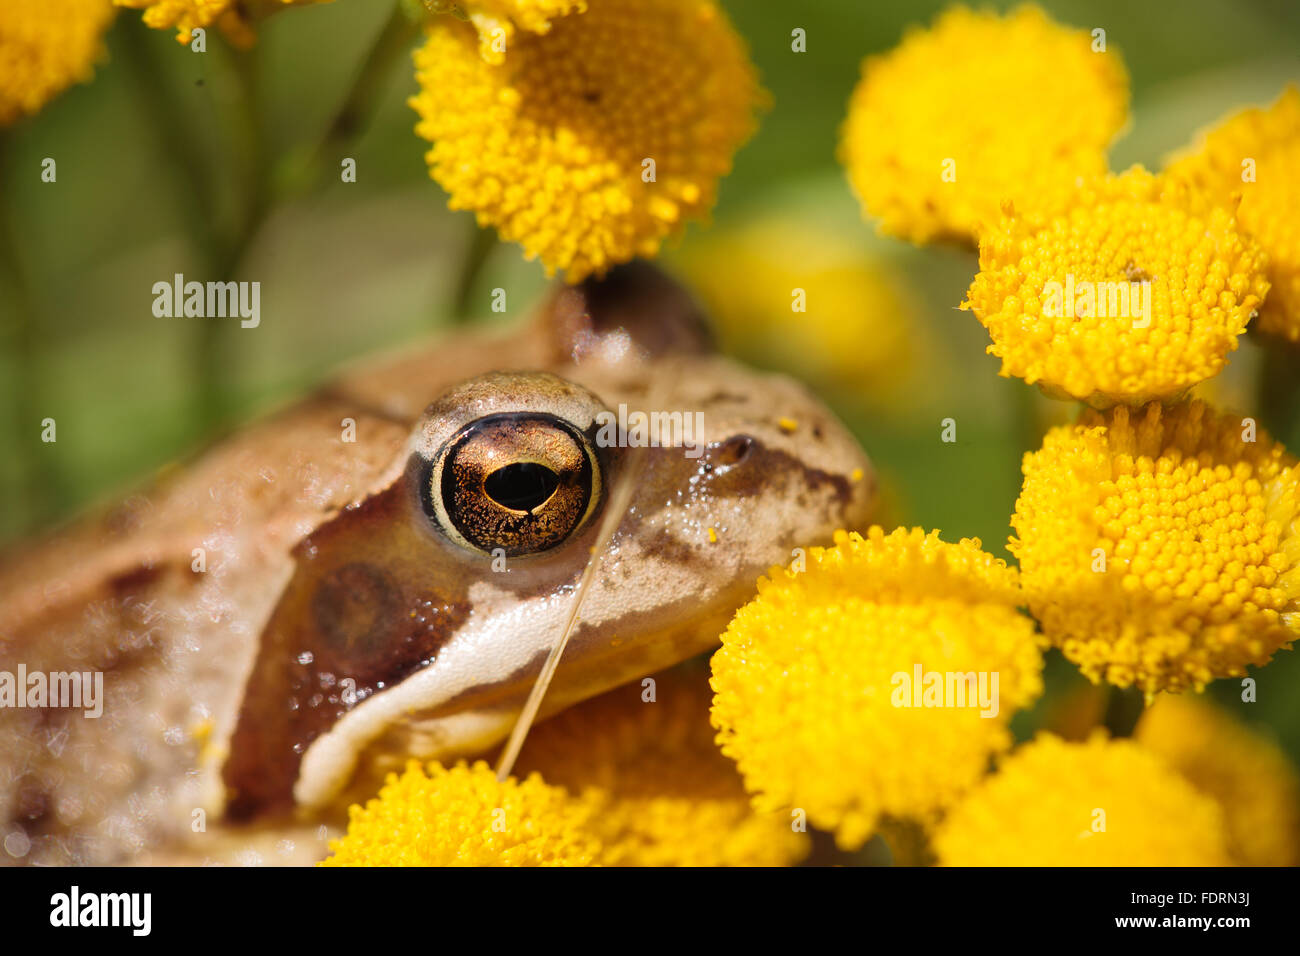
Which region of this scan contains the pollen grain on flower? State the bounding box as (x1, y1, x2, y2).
(838, 3, 1129, 245)
(1, 0, 116, 127)
(962, 166, 1271, 406)
(1011, 400, 1300, 695)
(1137, 693, 1300, 867)
(933, 733, 1232, 866)
(709, 526, 1045, 850)
(408, 0, 765, 283)
(1165, 84, 1300, 344)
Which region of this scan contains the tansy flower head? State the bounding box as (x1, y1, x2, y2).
(512, 667, 808, 866)
(679, 219, 921, 400)
(839, 4, 1129, 245)
(1166, 85, 1300, 343)
(1137, 694, 1300, 866)
(1011, 400, 1300, 695)
(115, 0, 330, 46)
(409, 0, 764, 282)
(320, 760, 600, 866)
(1, 0, 115, 126)
(710, 527, 1045, 850)
(427, 0, 587, 65)
(963, 167, 1271, 406)
(933, 733, 1231, 866)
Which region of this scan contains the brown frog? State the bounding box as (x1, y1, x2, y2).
(0, 263, 875, 865)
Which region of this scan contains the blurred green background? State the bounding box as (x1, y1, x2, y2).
(2, 0, 1299, 757)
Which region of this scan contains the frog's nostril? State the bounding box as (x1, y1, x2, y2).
(715, 435, 754, 467)
(484, 462, 560, 512)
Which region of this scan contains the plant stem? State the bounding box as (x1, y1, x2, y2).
(450, 219, 498, 322)
(1102, 685, 1144, 738)
(1257, 339, 1300, 451)
(315, 5, 421, 166)
(0, 135, 61, 532)
(120, 6, 420, 432)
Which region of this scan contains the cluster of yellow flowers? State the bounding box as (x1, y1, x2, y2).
(12, 0, 1298, 867)
(710, 527, 1044, 849)
(1013, 401, 1300, 695)
(12, 0, 759, 283)
(840, 4, 1129, 244)
(410, 0, 763, 281)
(964, 168, 1269, 406)
(324, 671, 804, 866)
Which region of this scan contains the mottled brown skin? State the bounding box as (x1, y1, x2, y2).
(0, 265, 876, 865)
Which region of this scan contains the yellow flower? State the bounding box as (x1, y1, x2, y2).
(409, 0, 764, 282)
(513, 667, 808, 866)
(1137, 694, 1300, 866)
(115, 0, 329, 45)
(963, 167, 1270, 406)
(1011, 400, 1300, 695)
(934, 733, 1231, 866)
(320, 760, 601, 866)
(1, 0, 116, 127)
(839, 4, 1129, 244)
(1166, 85, 1300, 343)
(427, 0, 587, 65)
(710, 527, 1045, 849)
(678, 219, 922, 401)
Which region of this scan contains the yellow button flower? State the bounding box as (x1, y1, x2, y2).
(934, 733, 1231, 866)
(839, 4, 1129, 244)
(1166, 85, 1300, 343)
(1, 0, 115, 126)
(513, 667, 808, 866)
(427, 0, 587, 65)
(409, 0, 764, 282)
(1011, 400, 1300, 695)
(1137, 694, 1300, 867)
(115, 0, 329, 45)
(710, 527, 1045, 849)
(678, 219, 922, 402)
(320, 760, 601, 866)
(963, 167, 1270, 406)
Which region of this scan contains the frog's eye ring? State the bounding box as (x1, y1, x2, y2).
(423, 412, 602, 556)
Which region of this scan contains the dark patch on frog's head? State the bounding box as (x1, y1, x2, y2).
(543, 260, 713, 365)
(223, 477, 473, 821)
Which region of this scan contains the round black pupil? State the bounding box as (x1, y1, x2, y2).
(484, 462, 560, 512)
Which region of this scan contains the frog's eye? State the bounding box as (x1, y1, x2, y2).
(423, 412, 602, 556)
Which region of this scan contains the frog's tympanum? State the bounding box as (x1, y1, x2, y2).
(0, 264, 875, 864)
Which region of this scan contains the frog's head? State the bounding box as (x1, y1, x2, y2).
(222, 264, 876, 820)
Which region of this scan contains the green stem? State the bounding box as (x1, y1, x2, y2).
(319, 6, 421, 165)
(120, 6, 419, 432)
(1257, 339, 1300, 452)
(0, 135, 60, 532)
(1102, 685, 1144, 738)
(450, 220, 499, 322)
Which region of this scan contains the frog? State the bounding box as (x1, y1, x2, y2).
(0, 262, 876, 865)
